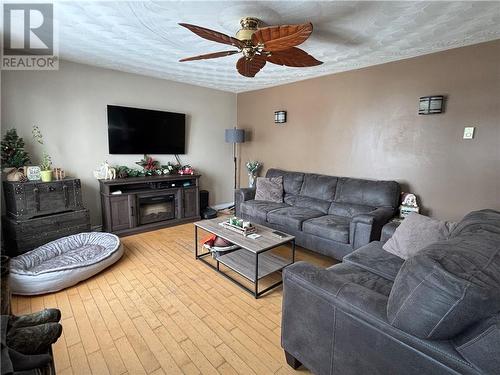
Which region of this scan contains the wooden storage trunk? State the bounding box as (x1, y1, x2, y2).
(3, 178, 84, 220)
(2, 209, 91, 256)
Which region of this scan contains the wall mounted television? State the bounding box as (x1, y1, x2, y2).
(107, 105, 186, 154)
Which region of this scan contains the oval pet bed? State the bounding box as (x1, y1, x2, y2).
(10, 232, 123, 295)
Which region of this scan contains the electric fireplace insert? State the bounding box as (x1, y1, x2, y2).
(138, 194, 176, 225)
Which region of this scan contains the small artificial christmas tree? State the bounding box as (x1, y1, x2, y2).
(1, 129, 30, 168)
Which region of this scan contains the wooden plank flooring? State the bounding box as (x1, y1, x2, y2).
(12, 222, 335, 375)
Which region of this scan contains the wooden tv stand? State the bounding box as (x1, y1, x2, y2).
(99, 174, 201, 236)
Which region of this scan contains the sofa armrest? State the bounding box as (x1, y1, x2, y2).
(350, 207, 396, 249)
(234, 188, 256, 217)
(282, 262, 388, 374)
(354, 206, 395, 225)
(283, 262, 388, 315)
(381, 221, 401, 243)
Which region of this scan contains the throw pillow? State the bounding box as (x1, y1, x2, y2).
(383, 213, 456, 259)
(255, 176, 284, 203)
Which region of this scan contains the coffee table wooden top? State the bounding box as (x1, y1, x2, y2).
(195, 218, 294, 253)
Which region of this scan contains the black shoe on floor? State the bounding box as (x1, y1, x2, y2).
(9, 309, 61, 329)
(7, 322, 62, 355)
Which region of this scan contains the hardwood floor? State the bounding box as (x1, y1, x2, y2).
(11, 222, 335, 375)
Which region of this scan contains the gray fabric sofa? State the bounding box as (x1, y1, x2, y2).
(235, 168, 400, 259)
(281, 209, 500, 375)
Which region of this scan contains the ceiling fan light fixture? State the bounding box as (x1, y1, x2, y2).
(235, 17, 260, 41)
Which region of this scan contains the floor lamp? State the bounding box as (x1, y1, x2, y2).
(225, 127, 246, 190)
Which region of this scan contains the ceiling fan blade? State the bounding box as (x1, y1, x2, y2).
(266, 47, 323, 67)
(236, 55, 266, 77)
(180, 50, 240, 62)
(179, 23, 244, 49)
(252, 23, 313, 52)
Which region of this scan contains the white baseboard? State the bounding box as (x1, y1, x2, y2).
(212, 202, 234, 210)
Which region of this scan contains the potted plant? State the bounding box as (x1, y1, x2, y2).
(32, 125, 53, 182)
(40, 152, 52, 182)
(246, 161, 262, 188)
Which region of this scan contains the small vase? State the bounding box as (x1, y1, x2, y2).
(248, 173, 256, 188)
(40, 170, 53, 182)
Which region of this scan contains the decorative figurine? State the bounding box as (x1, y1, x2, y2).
(52, 167, 66, 180)
(93, 161, 116, 180)
(399, 192, 420, 219)
(179, 165, 194, 175)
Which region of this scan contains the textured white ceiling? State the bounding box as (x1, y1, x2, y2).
(55, 1, 500, 93)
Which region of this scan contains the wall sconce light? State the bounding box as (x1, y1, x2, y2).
(274, 110, 287, 124)
(419, 95, 444, 115)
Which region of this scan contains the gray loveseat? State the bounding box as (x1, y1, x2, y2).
(235, 168, 400, 259)
(281, 209, 500, 375)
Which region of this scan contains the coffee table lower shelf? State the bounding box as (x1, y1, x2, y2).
(218, 250, 290, 282)
(197, 250, 293, 298)
(194, 223, 295, 298)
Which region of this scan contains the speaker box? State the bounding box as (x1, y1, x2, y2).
(200, 190, 209, 213)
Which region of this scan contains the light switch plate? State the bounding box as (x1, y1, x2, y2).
(463, 127, 475, 139)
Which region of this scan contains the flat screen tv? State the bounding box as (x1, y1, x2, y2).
(107, 105, 186, 154)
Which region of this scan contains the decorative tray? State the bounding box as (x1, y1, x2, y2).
(220, 220, 257, 236)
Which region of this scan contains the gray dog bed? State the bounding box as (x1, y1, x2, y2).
(10, 232, 123, 295)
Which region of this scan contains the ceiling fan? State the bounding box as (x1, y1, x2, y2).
(178, 17, 323, 78)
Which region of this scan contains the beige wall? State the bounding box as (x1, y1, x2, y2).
(237, 40, 500, 221)
(1, 61, 237, 225)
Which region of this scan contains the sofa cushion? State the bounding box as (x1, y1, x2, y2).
(254, 176, 283, 203)
(328, 202, 376, 218)
(299, 174, 338, 201)
(387, 209, 500, 340)
(240, 200, 289, 221)
(334, 177, 400, 208)
(266, 169, 304, 195)
(284, 194, 331, 214)
(383, 213, 456, 260)
(267, 206, 324, 231)
(343, 241, 404, 281)
(303, 215, 350, 243)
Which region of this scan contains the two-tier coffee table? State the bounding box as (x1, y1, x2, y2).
(194, 218, 295, 298)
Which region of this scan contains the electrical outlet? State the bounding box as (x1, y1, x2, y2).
(463, 127, 475, 140)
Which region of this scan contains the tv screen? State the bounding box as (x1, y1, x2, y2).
(107, 105, 186, 154)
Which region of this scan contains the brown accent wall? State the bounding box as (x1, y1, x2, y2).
(237, 40, 500, 221)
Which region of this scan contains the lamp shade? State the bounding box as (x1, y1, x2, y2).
(225, 128, 245, 144)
